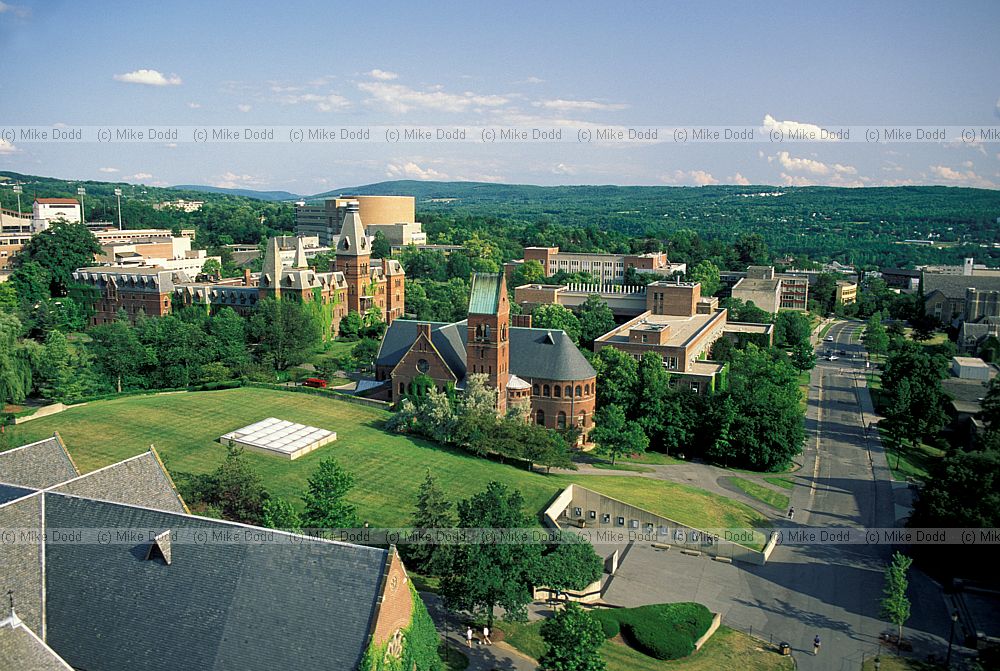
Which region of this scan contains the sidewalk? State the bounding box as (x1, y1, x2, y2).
(421, 592, 538, 671)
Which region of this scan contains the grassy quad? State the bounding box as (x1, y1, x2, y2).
(501, 620, 794, 671)
(7, 388, 768, 543)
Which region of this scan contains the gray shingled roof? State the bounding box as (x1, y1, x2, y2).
(378, 319, 596, 382)
(0, 615, 73, 671)
(923, 273, 1000, 300)
(0, 436, 78, 489)
(49, 450, 187, 514)
(0, 483, 34, 506)
(44, 493, 388, 671)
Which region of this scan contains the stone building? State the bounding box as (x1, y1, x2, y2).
(0, 434, 420, 671)
(72, 266, 185, 326)
(373, 272, 598, 441)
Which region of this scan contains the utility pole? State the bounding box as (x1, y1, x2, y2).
(115, 187, 123, 230)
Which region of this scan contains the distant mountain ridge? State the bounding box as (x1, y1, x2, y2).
(170, 184, 303, 201)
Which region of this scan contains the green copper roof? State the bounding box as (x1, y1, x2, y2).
(468, 273, 503, 315)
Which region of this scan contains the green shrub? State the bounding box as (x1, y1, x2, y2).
(591, 609, 620, 639)
(591, 603, 713, 661)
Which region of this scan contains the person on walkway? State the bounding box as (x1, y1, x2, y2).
(813, 635, 821, 655)
(483, 625, 493, 645)
(466, 627, 473, 648)
(788, 507, 795, 520)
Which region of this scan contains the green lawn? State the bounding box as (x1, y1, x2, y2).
(860, 654, 945, 670)
(501, 621, 793, 671)
(625, 451, 685, 466)
(818, 322, 835, 340)
(763, 477, 795, 490)
(878, 430, 947, 482)
(7, 389, 767, 540)
(590, 462, 656, 473)
(310, 338, 360, 366)
(726, 477, 790, 511)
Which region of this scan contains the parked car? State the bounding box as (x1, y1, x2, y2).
(824, 335, 835, 342)
(303, 378, 328, 389)
(827, 355, 839, 361)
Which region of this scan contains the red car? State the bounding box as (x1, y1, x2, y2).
(302, 378, 328, 389)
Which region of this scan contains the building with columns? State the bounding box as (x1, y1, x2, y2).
(373, 272, 597, 441)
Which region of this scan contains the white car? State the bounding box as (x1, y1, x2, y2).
(827, 355, 839, 361)
(824, 335, 834, 342)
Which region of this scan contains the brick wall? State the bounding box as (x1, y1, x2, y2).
(371, 550, 414, 646)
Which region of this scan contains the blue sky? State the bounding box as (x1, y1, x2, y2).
(1, 0, 998, 191)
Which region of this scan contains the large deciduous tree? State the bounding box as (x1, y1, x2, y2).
(539, 603, 607, 671)
(18, 222, 102, 296)
(880, 552, 912, 646)
(686, 259, 722, 297)
(247, 297, 322, 370)
(590, 404, 648, 464)
(441, 481, 542, 627)
(577, 295, 616, 347)
(532, 304, 582, 344)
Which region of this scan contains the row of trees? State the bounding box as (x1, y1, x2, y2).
(590, 343, 805, 471)
(387, 374, 576, 471)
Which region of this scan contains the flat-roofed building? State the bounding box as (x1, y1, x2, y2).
(296, 195, 421, 247)
(32, 198, 81, 230)
(729, 265, 809, 312)
(836, 280, 858, 305)
(505, 246, 685, 285)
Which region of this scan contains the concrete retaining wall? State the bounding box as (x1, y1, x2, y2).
(14, 403, 70, 424)
(694, 613, 722, 651)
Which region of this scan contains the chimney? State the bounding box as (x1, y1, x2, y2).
(243, 268, 252, 286)
(511, 314, 532, 328)
(964, 258, 974, 276)
(418, 322, 432, 340)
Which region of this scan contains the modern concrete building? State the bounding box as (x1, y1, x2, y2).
(594, 280, 773, 394)
(96, 234, 220, 276)
(505, 246, 685, 285)
(374, 272, 598, 441)
(514, 282, 650, 318)
(295, 195, 424, 247)
(151, 199, 204, 212)
(32, 198, 81, 230)
(728, 266, 809, 312)
(835, 280, 858, 305)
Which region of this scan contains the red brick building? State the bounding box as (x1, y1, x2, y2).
(373, 273, 597, 441)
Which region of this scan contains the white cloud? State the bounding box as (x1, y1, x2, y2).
(762, 114, 838, 140)
(358, 81, 508, 114)
(0, 2, 29, 18)
(386, 161, 449, 180)
(237, 104, 252, 113)
(280, 92, 350, 112)
(551, 163, 576, 175)
(535, 99, 627, 112)
(368, 69, 398, 81)
(730, 172, 751, 186)
(0, 139, 17, 154)
(113, 69, 182, 86)
(128, 172, 153, 182)
(187, 102, 201, 109)
(660, 170, 719, 186)
(769, 151, 857, 176)
(929, 164, 996, 188)
(98, 167, 119, 173)
(519, 76, 545, 84)
(212, 172, 266, 189)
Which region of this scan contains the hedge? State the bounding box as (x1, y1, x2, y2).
(591, 603, 713, 661)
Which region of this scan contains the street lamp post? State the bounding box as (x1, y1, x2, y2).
(77, 186, 86, 224)
(114, 187, 123, 230)
(946, 609, 959, 667)
(12, 182, 22, 214)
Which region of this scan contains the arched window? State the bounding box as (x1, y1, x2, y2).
(543, 384, 550, 397)
(564, 385, 572, 398)
(579, 411, 586, 427)
(536, 409, 545, 425)
(554, 385, 561, 398)
(557, 411, 567, 429)
(533, 384, 540, 395)
(585, 383, 590, 395)
(399, 383, 405, 395)
(575, 385, 582, 397)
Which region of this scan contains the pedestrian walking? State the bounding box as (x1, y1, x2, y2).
(466, 627, 473, 648)
(483, 625, 493, 645)
(788, 507, 795, 520)
(813, 635, 821, 655)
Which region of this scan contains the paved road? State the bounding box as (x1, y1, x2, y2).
(603, 320, 954, 670)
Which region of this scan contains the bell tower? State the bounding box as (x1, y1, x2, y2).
(335, 201, 370, 315)
(465, 273, 510, 414)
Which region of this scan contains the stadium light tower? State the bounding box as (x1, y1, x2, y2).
(77, 186, 86, 224)
(12, 182, 22, 214)
(114, 187, 123, 230)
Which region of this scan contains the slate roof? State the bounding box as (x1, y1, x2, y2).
(0, 435, 78, 489)
(923, 273, 1000, 300)
(43, 493, 388, 671)
(49, 449, 187, 514)
(0, 612, 73, 671)
(378, 319, 596, 382)
(468, 273, 503, 314)
(0, 483, 35, 506)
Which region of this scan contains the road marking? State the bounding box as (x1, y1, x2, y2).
(810, 377, 822, 508)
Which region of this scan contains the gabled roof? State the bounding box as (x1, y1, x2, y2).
(0, 609, 73, 671)
(468, 273, 503, 315)
(43, 493, 388, 671)
(0, 435, 78, 489)
(0, 483, 35, 506)
(378, 320, 597, 382)
(48, 448, 187, 514)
